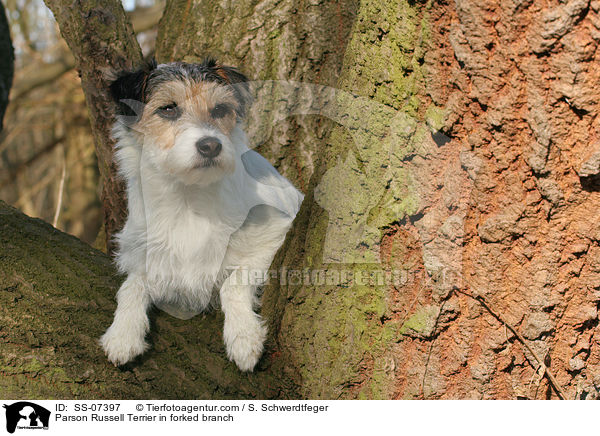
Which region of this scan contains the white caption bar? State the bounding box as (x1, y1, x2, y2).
(0, 400, 593, 435)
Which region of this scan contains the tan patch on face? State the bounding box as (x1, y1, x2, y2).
(137, 80, 240, 149)
(215, 67, 231, 83)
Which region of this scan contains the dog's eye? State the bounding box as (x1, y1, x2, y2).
(210, 104, 232, 119)
(156, 103, 180, 120)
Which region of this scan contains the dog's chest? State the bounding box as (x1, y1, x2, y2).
(143, 206, 232, 288)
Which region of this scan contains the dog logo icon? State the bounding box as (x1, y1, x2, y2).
(2, 402, 50, 433)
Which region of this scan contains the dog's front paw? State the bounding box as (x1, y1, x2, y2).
(100, 323, 149, 366)
(223, 314, 267, 372)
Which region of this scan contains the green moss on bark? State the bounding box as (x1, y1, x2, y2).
(265, 0, 435, 399)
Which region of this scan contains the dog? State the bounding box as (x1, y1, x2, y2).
(100, 59, 303, 371)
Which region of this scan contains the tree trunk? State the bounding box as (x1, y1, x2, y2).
(0, 1, 13, 131)
(42, 0, 144, 252)
(268, 0, 600, 399)
(4, 0, 600, 400)
(167, 0, 600, 399)
(415, 0, 600, 400)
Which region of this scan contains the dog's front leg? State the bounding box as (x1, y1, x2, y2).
(220, 268, 267, 372)
(100, 274, 152, 366)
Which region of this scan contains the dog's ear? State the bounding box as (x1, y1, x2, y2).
(217, 64, 252, 119)
(109, 59, 157, 119)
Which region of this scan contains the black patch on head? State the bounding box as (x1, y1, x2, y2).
(109, 59, 157, 118)
(144, 58, 252, 118)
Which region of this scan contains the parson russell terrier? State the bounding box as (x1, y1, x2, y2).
(100, 59, 303, 371)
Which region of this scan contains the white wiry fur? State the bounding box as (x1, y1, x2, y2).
(100, 117, 303, 372)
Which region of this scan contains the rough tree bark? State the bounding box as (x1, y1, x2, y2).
(0, 1, 13, 131)
(2, 0, 600, 400)
(263, 0, 600, 399)
(417, 0, 600, 400)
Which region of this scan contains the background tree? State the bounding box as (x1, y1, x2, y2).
(0, 0, 13, 130)
(0, 1, 163, 245)
(1, 0, 600, 399)
(41, 0, 143, 252)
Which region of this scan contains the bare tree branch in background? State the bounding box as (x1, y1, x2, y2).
(42, 0, 145, 252)
(0, 135, 65, 190)
(1, 1, 165, 246)
(11, 54, 74, 101)
(11, 2, 165, 101)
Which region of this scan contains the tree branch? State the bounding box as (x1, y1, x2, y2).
(11, 3, 164, 102)
(11, 55, 74, 101)
(41, 0, 145, 252)
(0, 200, 288, 399)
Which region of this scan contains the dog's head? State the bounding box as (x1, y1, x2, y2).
(109, 59, 251, 186)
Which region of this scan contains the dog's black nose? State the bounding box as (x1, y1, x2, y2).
(196, 137, 222, 158)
